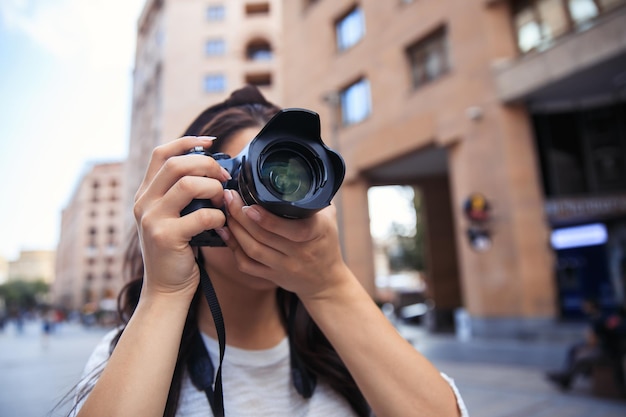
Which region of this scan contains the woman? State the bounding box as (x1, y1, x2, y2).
(72, 85, 468, 417)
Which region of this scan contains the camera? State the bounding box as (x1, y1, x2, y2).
(180, 108, 345, 246)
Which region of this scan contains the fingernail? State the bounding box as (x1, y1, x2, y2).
(242, 206, 262, 222)
(215, 227, 230, 242)
(198, 136, 217, 141)
(224, 189, 234, 204)
(221, 167, 232, 180)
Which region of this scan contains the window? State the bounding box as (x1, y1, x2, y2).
(245, 73, 272, 87)
(407, 27, 450, 89)
(511, 0, 625, 53)
(246, 2, 270, 15)
(88, 227, 97, 242)
(340, 78, 371, 126)
(205, 39, 226, 56)
(246, 39, 272, 60)
(336, 6, 365, 51)
(204, 74, 226, 93)
(207, 5, 225, 21)
(568, 0, 599, 25)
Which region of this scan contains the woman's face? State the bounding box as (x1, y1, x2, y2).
(200, 126, 278, 291)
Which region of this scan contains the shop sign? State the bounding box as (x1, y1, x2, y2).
(545, 194, 626, 223)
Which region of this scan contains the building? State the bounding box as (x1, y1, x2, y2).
(52, 162, 125, 311)
(6, 250, 55, 284)
(125, 0, 284, 221)
(0, 255, 7, 285)
(281, 0, 626, 337)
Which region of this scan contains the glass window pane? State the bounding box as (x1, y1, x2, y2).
(207, 5, 225, 21)
(204, 75, 226, 92)
(407, 28, 449, 88)
(568, 0, 599, 24)
(336, 7, 365, 51)
(205, 39, 225, 56)
(340, 79, 371, 125)
(515, 7, 542, 52)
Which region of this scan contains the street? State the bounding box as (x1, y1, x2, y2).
(0, 320, 110, 417)
(1, 319, 626, 417)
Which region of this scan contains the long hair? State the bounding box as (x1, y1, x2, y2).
(75, 85, 369, 417)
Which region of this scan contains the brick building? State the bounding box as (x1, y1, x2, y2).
(118, 0, 626, 337)
(280, 0, 626, 337)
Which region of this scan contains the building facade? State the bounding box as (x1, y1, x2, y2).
(7, 250, 56, 284)
(281, 0, 626, 337)
(125, 0, 284, 223)
(52, 162, 125, 311)
(0, 255, 7, 285)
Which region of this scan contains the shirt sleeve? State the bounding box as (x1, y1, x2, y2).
(440, 372, 469, 417)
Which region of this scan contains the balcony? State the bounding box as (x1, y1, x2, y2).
(494, 3, 626, 108)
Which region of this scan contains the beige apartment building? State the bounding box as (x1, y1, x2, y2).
(0, 255, 7, 285)
(52, 162, 125, 311)
(125, 0, 284, 221)
(280, 0, 626, 337)
(7, 250, 55, 284)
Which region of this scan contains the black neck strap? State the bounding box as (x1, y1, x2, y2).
(188, 251, 225, 417)
(187, 253, 317, 417)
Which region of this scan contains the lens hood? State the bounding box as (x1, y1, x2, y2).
(238, 108, 345, 218)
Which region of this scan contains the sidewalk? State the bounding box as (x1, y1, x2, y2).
(398, 323, 626, 417)
(1, 320, 625, 417)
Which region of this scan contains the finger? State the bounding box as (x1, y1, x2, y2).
(225, 208, 287, 270)
(160, 175, 225, 214)
(140, 153, 230, 207)
(226, 189, 331, 244)
(224, 190, 287, 250)
(177, 208, 227, 242)
(136, 136, 217, 200)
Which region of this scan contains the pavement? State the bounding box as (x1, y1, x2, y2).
(397, 323, 626, 417)
(0, 319, 625, 417)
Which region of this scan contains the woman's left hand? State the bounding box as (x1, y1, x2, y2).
(216, 190, 350, 301)
(217, 191, 464, 417)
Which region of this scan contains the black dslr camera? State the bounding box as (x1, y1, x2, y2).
(181, 108, 345, 246)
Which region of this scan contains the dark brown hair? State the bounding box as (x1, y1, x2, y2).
(73, 86, 369, 417)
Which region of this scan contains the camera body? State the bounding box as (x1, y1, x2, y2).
(180, 108, 345, 246)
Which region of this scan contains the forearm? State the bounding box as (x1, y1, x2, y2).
(302, 266, 459, 417)
(77, 289, 194, 417)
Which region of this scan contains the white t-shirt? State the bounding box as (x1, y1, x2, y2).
(75, 329, 469, 416)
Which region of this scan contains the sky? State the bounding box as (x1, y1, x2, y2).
(0, 0, 415, 262)
(0, 0, 145, 261)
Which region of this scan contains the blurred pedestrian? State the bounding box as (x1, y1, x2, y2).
(546, 298, 626, 392)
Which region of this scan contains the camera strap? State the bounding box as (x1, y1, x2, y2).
(188, 250, 226, 417)
(187, 252, 318, 417)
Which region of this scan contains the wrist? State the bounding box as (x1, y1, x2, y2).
(139, 282, 197, 312)
(300, 264, 362, 311)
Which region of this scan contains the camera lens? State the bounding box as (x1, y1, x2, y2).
(261, 150, 313, 202)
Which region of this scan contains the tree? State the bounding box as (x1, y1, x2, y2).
(0, 279, 49, 312)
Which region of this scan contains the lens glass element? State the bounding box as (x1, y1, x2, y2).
(261, 150, 312, 202)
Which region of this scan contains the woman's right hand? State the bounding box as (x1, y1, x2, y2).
(133, 136, 231, 299)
